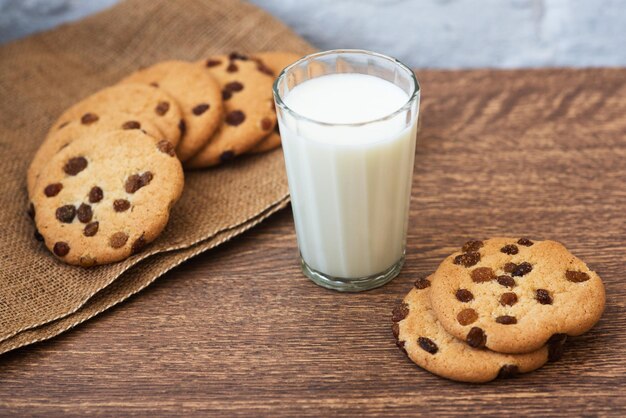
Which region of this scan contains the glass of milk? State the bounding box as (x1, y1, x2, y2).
(273, 50, 420, 292)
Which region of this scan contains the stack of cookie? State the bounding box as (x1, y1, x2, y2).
(27, 51, 301, 266)
(392, 237, 605, 383)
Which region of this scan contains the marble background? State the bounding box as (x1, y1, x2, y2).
(0, 0, 624, 68)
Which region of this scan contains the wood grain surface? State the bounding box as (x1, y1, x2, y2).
(1, 68, 625, 417)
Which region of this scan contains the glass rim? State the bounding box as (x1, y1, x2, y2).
(272, 49, 420, 127)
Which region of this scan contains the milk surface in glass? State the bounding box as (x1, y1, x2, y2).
(279, 73, 418, 279)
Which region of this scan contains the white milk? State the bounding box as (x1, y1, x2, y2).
(279, 73, 418, 278)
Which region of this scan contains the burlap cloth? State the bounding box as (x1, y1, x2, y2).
(0, 0, 313, 355)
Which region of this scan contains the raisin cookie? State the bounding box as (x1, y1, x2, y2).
(185, 53, 276, 168)
(32, 130, 183, 266)
(392, 276, 564, 383)
(429, 238, 605, 354)
(50, 83, 183, 147)
(27, 111, 162, 197)
(119, 60, 223, 162)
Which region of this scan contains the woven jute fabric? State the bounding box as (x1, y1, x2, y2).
(0, 0, 313, 355)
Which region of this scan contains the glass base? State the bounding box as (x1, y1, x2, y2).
(301, 255, 405, 292)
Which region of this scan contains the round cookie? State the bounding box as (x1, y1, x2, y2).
(27, 111, 162, 197)
(184, 53, 276, 168)
(428, 238, 605, 354)
(32, 130, 184, 267)
(249, 129, 281, 154)
(50, 83, 183, 148)
(119, 60, 223, 162)
(392, 276, 563, 383)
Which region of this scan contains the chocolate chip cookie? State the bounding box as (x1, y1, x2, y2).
(27, 110, 162, 197)
(185, 53, 276, 168)
(50, 83, 183, 148)
(428, 237, 605, 353)
(392, 275, 563, 383)
(119, 60, 223, 162)
(32, 130, 184, 266)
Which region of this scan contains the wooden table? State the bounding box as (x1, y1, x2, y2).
(1, 68, 625, 416)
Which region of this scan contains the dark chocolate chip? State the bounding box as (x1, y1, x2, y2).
(499, 292, 518, 306)
(157, 139, 176, 156)
(76, 203, 92, 223)
(155, 101, 170, 116)
(261, 117, 272, 130)
(457, 308, 478, 325)
(79, 255, 96, 267)
(225, 110, 245, 126)
(414, 277, 431, 289)
(220, 150, 235, 162)
(63, 156, 88, 175)
(547, 333, 567, 362)
(517, 237, 534, 246)
(53, 242, 70, 257)
(418, 337, 438, 355)
(453, 251, 481, 267)
(206, 59, 221, 67)
(80, 112, 99, 125)
(131, 234, 147, 254)
(83, 221, 99, 237)
(122, 120, 141, 130)
(471, 267, 495, 283)
(455, 289, 474, 302)
(565, 270, 590, 283)
(55, 205, 76, 223)
(89, 186, 103, 203)
(109, 232, 129, 249)
(512, 262, 532, 277)
(225, 81, 244, 92)
(125, 172, 153, 194)
(391, 302, 409, 322)
(256, 62, 274, 76)
(496, 275, 516, 288)
(535, 289, 553, 304)
(496, 315, 517, 325)
(498, 365, 520, 379)
(503, 262, 517, 273)
(44, 183, 63, 197)
(222, 89, 232, 100)
(226, 62, 238, 73)
(192, 103, 210, 115)
(500, 244, 519, 255)
(229, 52, 248, 61)
(462, 240, 483, 253)
(113, 199, 130, 212)
(466, 327, 487, 348)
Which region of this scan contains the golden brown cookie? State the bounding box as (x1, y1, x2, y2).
(27, 111, 162, 197)
(32, 130, 184, 267)
(184, 54, 276, 168)
(428, 238, 605, 354)
(119, 60, 223, 162)
(50, 83, 183, 147)
(392, 276, 564, 383)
